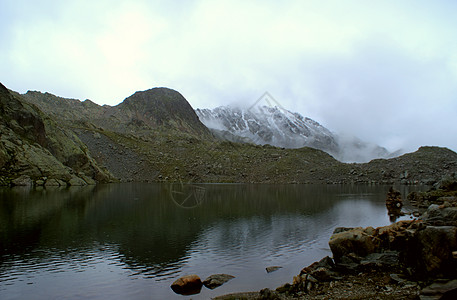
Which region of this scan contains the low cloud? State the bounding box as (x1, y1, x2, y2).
(1, 0, 457, 153)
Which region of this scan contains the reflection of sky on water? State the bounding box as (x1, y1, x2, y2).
(176, 197, 393, 299)
(0, 184, 425, 300)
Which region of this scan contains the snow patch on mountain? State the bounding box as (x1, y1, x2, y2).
(196, 105, 399, 163)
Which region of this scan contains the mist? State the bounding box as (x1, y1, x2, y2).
(1, 0, 457, 154)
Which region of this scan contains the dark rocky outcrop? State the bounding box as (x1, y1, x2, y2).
(0, 82, 114, 186)
(328, 219, 457, 280)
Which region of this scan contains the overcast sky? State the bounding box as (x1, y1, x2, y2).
(1, 0, 457, 153)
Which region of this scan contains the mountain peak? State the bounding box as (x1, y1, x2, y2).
(114, 88, 211, 137)
(196, 105, 396, 162)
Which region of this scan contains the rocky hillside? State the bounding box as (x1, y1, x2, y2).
(196, 105, 394, 163)
(2, 82, 457, 186)
(0, 83, 114, 187)
(22, 88, 212, 139)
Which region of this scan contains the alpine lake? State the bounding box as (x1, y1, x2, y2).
(0, 183, 427, 299)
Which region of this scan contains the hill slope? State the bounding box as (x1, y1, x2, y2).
(0, 83, 114, 186)
(1, 82, 456, 186)
(23, 88, 212, 139)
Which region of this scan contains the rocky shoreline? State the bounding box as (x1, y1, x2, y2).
(207, 176, 457, 299)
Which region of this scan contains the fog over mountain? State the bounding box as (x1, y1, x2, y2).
(196, 105, 399, 163)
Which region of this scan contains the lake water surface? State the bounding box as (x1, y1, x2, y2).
(0, 183, 425, 299)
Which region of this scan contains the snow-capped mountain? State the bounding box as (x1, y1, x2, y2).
(195, 105, 396, 162)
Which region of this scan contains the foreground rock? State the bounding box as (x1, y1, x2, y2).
(170, 274, 203, 295)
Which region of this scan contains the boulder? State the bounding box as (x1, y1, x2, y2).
(421, 279, 457, 299)
(329, 227, 378, 262)
(421, 204, 457, 226)
(359, 251, 400, 269)
(415, 226, 457, 276)
(170, 274, 203, 295)
(300, 256, 334, 275)
(44, 178, 61, 186)
(203, 274, 235, 289)
(12, 175, 33, 186)
(69, 176, 87, 186)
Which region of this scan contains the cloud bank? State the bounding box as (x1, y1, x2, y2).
(1, 0, 457, 153)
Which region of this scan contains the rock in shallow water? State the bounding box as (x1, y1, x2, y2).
(170, 274, 203, 295)
(265, 266, 282, 273)
(203, 274, 235, 289)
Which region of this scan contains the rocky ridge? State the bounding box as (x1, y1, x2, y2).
(1, 82, 457, 186)
(0, 83, 114, 187)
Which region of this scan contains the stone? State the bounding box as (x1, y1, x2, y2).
(44, 178, 60, 186)
(275, 283, 292, 293)
(359, 251, 400, 269)
(386, 187, 404, 219)
(415, 226, 457, 276)
(170, 274, 203, 295)
(56, 179, 67, 187)
(421, 204, 457, 226)
(11, 175, 33, 186)
(203, 274, 235, 289)
(389, 273, 407, 285)
(266, 266, 282, 273)
(259, 288, 280, 299)
(329, 227, 378, 262)
(420, 279, 457, 299)
(301, 256, 334, 275)
(80, 175, 96, 185)
(69, 176, 87, 186)
(310, 267, 337, 282)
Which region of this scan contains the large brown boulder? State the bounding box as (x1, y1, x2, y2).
(170, 274, 203, 295)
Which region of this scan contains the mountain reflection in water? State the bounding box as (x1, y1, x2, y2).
(0, 183, 424, 299)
